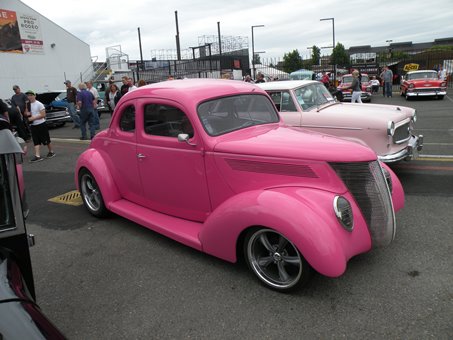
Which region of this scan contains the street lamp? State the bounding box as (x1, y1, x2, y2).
(251, 25, 265, 80)
(320, 18, 335, 85)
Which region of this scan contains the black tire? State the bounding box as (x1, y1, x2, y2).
(437, 95, 444, 100)
(78, 169, 108, 217)
(244, 228, 312, 292)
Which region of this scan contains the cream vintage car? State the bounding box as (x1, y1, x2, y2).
(257, 80, 423, 163)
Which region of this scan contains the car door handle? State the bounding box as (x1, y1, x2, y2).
(137, 153, 146, 159)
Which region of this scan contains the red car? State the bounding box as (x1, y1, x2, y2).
(337, 73, 372, 102)
(400, 70, 447, 100)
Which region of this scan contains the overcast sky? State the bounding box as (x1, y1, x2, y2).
(21, 0, 453, 62)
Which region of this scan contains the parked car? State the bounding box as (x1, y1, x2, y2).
(52, 91, 109, 117)
(337, 73, 372, 102)
(75, 79, 405, 292)
(32, 91, 72, 127)
(257, 80, 423, 163)
(400, 70, 447, 100)
(0, 128, 66, 339)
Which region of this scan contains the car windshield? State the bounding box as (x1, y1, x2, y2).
(293, 83, 335, 111)
(197, 94, 279, 136)
(342, 75, 369, 83)
(407, 72, 438, 80)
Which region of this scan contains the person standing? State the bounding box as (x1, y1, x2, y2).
(120, 76, 129, 96)
(24, 90, 55, 162)
(344, 70, 362, 103)
(127, 77, 137, 92)
(86, 81, 100, 130)
(10, 85, 31, 140)
(383, 66, 393, 98)
(76, 83, 96, 140)
(65, 80, 81, 128)
(106, 83, 121, 112)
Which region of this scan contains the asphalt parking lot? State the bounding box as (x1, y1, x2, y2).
(22, 89, 453, 339)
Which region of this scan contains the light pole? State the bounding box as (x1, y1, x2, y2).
(320, 18, 335, 85)
(251, 25, 264, 80)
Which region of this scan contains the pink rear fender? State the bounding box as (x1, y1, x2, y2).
(382, 163, 405, 212)
(200, 188, 372, 278)
(75, 148, 121, 207)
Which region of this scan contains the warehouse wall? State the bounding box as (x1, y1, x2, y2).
(0, 0, 93, 96)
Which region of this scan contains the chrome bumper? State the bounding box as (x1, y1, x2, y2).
(406, 90, 446, 97)
(378, 134, 424, 163)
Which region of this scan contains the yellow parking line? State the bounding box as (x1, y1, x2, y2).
(48, 190, 83, 206)
(418, 157, 453, 162)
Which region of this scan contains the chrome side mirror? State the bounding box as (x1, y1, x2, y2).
(177, 133, 196, 146)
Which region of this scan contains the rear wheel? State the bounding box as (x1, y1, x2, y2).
(79, 169, 108, 217)
(244, 228, 312, 292)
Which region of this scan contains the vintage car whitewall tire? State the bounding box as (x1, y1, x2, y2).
(79, 169, 108, 217)
(244, 228, 312, 292)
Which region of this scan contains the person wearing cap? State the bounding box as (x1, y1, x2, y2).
(65, 80, 81, 128)
(25, 90, 56, 162)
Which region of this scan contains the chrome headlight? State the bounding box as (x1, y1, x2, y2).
(333, 196, 354, 231)
(387, 121, 395, 136)
(412, 110, 417, 123)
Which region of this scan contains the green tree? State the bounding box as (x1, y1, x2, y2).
(331, 43, 349, 67)
(252, 53, 262, 65)
(311, 45, 321, 66)
(282, 49, 303, 73)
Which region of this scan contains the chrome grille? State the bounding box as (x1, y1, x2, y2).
(414, 87, 441, 93)
(393, 122, 410, 143)
(330, 161, 395, 247)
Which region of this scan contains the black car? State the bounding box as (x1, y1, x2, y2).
(0, 128, 66, 339)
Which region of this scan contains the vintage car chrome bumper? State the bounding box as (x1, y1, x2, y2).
(341, 91, 372, 101)
(379, 134, 424, 163)
(406, 90, 447, 97)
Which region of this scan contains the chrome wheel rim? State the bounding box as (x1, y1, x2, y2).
(247, 229, 302, 289)
(80, 173, 102, 212)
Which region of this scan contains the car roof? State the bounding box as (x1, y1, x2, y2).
(256, 80, 319, 91)
(122, 79, 268, 104)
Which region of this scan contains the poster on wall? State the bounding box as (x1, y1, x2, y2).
(0, 9, 44, 54)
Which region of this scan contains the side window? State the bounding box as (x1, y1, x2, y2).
(144, 104, 194, 138)
(280, 91, 296, 112)
(268, 92, 282, 111)
(120, 105, 135, 132)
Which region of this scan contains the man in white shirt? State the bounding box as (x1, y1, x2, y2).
(25, 90, 55, 163)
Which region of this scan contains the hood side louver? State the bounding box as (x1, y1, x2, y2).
(226, 159, 318, 178)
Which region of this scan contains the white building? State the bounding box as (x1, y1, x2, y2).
(0, 0, 93, 96)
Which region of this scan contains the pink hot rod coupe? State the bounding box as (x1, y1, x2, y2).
(76, 79, 405, 292)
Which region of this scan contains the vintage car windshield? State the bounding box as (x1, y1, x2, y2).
(293, 83, 335, 111)
(197, 94, 279, 136)
(342, 75, 369, 83)
(407, 72, 438, 80)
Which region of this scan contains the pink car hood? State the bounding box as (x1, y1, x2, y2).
(212, 125, 376, 163)
(321, 102, 414, 124)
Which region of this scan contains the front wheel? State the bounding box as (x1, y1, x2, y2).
(79, 169, 108, 217)
(437, 95, 444, 100)
(244, 228, 312, 292)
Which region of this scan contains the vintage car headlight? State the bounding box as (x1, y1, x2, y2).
(412, 110, 417, 123)
(387, 121, 395, 136)
(333, 196, 354, 231)
(441, 82, 446, 87)
(408, 83, 414, 89)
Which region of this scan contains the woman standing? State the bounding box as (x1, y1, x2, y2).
(107, 84, 121, 112)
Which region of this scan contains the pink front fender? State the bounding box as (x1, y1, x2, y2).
(200, 188, 372, 277)
(75, 148, 121, 207)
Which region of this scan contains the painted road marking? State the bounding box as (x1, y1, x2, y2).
(48, 190, 83, 206)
